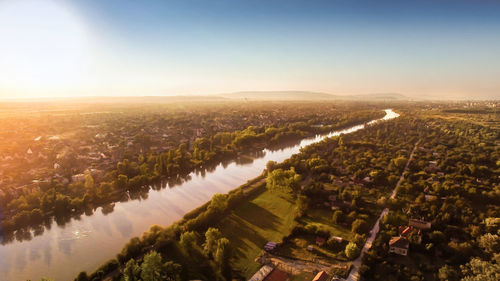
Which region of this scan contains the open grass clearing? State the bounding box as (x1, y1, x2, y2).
(217, 187, 299, 279)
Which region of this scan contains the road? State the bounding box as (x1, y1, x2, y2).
(345, 141, 419, 281)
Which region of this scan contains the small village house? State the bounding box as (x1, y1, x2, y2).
(409, 219, 431, 230)
(315, 237, 326, 247)
(389, 236, 409, 256)
(312, 271, 329, 281)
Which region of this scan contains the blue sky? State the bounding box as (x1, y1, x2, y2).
(0, 0, 499, 99)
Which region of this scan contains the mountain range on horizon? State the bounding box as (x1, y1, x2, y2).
(3, 91, 498, 103)
(219, 91, 410, 101)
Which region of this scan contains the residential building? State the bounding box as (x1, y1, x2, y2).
(389, 236, 409, 256)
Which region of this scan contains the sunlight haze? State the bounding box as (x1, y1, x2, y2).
(0, 0, 499, 100)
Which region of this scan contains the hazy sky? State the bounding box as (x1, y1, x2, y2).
(0, 0, 499, 99)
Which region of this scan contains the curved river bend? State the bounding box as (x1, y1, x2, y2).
(0, 109, 399, 281)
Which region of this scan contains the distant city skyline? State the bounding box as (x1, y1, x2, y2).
(0, 0, 499, 100)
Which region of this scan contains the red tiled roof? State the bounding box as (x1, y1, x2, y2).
(389, 236, 409, 249)
(312, 271, 329, 281)
(264, 268, 289, 281)
(316, 237, 326, 245)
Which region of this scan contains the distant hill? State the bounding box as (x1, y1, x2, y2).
(344, 93, 409, 100)
(219, 91, 338, 100)
(219, 91, 408, 101)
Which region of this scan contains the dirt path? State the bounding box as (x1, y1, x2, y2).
(346, 141, 419, 281)
(257, 252, 349, 276)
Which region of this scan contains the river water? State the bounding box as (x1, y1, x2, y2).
(0, 109, 399, 281)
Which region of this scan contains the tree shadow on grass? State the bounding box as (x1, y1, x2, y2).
(219, 204, 280, 265)
(236, 202, 281, 231)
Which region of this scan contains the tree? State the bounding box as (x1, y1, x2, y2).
(484, 217, 500, 233)
(266, 161, 278, 172)
(99, 182, 114, 197)
(345, 242, 360, 259)
(84, 172, 94, 190)
(431, 231, 446, 244)
(180, 231, 198, 253)
(478, 233, 500, 254)
(392, 156, 407, 170)
(351, 219, 369, 234)
(123, 259, 141, 281)
(75, 272, 90, 281)
(332, 210, 344, 224)
(460, 258, 500, 281)
(338, 136, 344, 149)
(140, 251, 163, 281)
(266, 168, 301, 192)
(162, 261, 182, 281)
(203, 227, 222, 257)
(209, 193, 228, 213)
(438, 265, 458, 281)
(296, 195, 310, 216)
(214, 238, 231, 275)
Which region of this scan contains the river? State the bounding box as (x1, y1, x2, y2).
(0, 109, 399, 281)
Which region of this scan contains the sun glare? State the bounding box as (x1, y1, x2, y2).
(0, 0, 89, 96)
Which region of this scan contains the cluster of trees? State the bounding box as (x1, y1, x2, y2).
(360, 113, 499, 281)
(76, 227, 231, 281)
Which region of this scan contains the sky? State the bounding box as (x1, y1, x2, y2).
(0, 0, 499, 100)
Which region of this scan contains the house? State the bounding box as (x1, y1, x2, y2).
(409, 219, 431, 230)
(264, 241, 277, 251)
(263, 268, 289, 281)
(389, 236, 409, 256)
(71, 173, 86, 182)
(330, 236, 344, 243)
(315, 237, 326, 247)
(249, 265, 274, 281)
(312, 271, 329, 281)
(330, 199, 351, 211)
(424, 195, 437, 201)
(427, 161, 439, 172)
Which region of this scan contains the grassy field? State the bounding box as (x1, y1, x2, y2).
(217, 187, 299, 279)
(274, 208, 351, 263)
(299, 208, 353, 240)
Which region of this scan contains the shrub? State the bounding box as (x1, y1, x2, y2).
(345, 242, 361, 259)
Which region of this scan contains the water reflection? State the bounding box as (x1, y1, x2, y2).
(0, 110, 399, 281)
